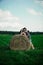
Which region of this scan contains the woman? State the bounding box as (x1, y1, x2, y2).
(20, 27, 35, 49)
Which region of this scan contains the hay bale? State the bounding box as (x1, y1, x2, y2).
(10, 34, 31, 50)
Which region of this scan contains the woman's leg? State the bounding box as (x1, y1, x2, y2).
(30, 39, 35, 49)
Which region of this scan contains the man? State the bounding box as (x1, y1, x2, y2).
(20, 27, 35, 49)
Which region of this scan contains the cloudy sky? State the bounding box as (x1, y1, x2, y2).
(0, 0, 43, 31)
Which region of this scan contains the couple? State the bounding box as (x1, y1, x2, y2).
(20, 27, 35, 49)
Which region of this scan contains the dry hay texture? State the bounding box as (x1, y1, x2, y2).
(10, 34, 31, 50)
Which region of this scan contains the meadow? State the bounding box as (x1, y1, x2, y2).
(0, 33, 43, 65)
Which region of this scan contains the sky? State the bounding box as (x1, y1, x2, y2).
(0, 0, 43, 32)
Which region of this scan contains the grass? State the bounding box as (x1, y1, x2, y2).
(0, 34, 43, 65)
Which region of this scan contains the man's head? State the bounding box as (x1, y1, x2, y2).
(20, 27, 28, 37)
(23, 27, 27, 32)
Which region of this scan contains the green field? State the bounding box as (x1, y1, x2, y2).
(0, 34, 43, 65)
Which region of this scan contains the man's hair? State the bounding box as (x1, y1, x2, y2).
(22, 27, 27, 32)
(20, 27, 30, 34)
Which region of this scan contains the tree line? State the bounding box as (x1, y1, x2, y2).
(0, 31, 43, 35)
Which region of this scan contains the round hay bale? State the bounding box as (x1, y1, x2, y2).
(10, 34, 31, 50)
